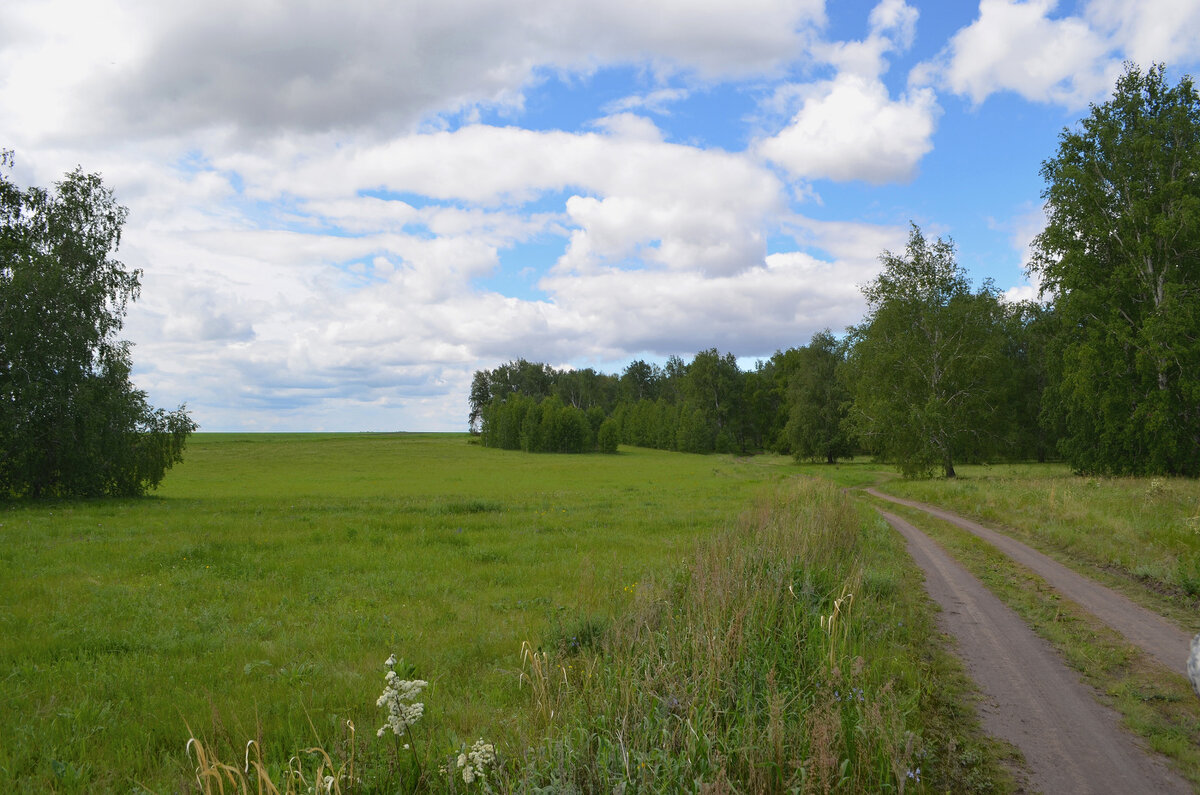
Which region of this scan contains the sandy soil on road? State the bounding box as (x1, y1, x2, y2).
(878, 508, 1191, 794)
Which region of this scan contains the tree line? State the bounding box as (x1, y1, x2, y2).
(472, 64, 1200, 478)
(471, 269, 1051, 476)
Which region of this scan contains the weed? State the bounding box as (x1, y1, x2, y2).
(509, 480, 1008, 792)
(184, 721, 355, 795)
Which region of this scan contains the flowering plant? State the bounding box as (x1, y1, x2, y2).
(376, 654, 428, 738)
(456, 739, 497, 791)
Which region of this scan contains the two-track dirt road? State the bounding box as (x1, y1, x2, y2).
(870, 488, 1194, 676)
(872, 494, 1194, 794)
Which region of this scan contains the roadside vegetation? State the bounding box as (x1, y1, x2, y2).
(0, 435, 1014, 792)
(513, 477, 1009, 792)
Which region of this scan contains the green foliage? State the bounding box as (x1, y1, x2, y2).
(0, 151, 195, 497)
(481, 394, 596, 453)
(994, 301, 1058, 462)
(740, 358, 787, 452)
(619, 358, 658, 402)
(1033, 64, 1200, 476)
(474, 347, 799, 457)
(470, 359, 619, 438)
(675, 403, 714, 453)
(682, 347, 743, 448)
(848, 224, 1006, 478)
(785, 330, 853, 463)
(596, 417, 619, 453)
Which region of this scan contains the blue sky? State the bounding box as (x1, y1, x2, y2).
(3, 0, 1199, 431)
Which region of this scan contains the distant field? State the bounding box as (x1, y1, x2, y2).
(0, 434, 800, 791)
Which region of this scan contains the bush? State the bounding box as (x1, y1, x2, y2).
(597, 418, 619, 453)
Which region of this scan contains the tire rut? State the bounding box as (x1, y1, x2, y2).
(867, 487, 1195, 676)
(879, 509, 1191, 794)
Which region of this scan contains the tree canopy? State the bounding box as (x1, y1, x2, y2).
(785, 330, 852, 464)
(847, 225, 1004, 478)
(1032, 64, 1200, 475)
(0, 152, 196, 497)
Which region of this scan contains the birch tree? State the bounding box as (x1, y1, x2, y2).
(1032, 64, 1200, 475)
(847, 225, 1003, 478)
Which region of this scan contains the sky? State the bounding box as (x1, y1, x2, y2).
(3, 0, 1199, 432)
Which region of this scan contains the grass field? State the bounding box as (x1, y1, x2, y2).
(0, 434, 800, 791)
(0, 435, 1014, 793)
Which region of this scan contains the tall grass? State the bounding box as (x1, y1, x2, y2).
(509, 478, 1008, 793)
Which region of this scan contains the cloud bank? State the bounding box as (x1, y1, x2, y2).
(2, 0, 1196, 430)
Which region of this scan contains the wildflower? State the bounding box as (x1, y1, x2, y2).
(906, 767, 921, 782)
(376, 655, 427, 738)
(456, 739, 497, 790)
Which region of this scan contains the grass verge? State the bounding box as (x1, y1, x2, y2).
(871, 498, 1200, 790)
(508, 478, 1014, 793)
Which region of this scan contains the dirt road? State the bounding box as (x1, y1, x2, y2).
(879, 509, 1191, 793)
(868, 488, 1194, 676)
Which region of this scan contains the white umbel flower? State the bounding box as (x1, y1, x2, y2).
(456, 739, 496, 790)
(376, 655, 427, 737)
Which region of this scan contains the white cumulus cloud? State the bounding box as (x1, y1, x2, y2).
(757, 75, 939, 184)
(923, 0, 1200, 110)
(933, 0, 1115, 107)
(756, 0, 940, 185)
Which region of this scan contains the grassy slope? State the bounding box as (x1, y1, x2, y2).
(1, 434, 799, 792)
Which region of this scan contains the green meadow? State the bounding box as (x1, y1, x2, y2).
(1, 435, 1013, 793)
(8, 438, 1200, 792)
(0, 434, 794, 791)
